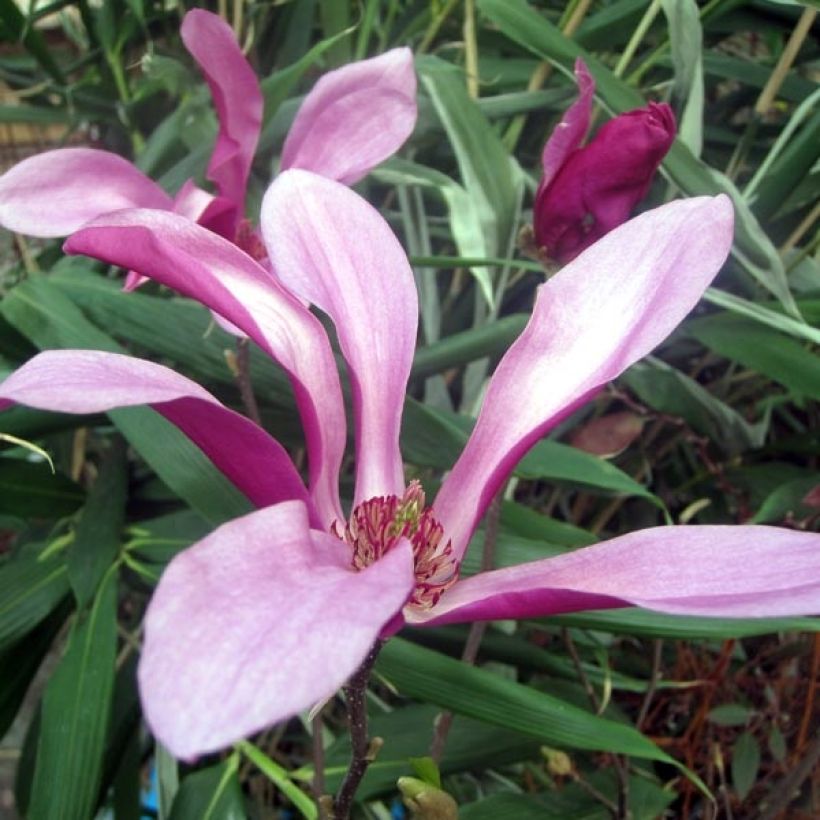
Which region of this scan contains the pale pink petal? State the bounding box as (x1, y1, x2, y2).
(408, 525, 820, 626)
(0, 148, 173, 237)
(280, 48, 417, 185)
(181, 9, 262, 229)
(434, 195, 734, 560)
(139, 501, 415, 759)
(261, 170, 417, 503)
(540, 58, 595, 189)
(0, 350, 311, 516)
(64, 211, 345, 526)
(173, 178, 218, 222)
(124, 181, 236, 292)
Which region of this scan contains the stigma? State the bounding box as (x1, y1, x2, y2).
(332, 481, 458, 608)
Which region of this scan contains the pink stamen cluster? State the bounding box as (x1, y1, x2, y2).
(333, 481, 459, 608)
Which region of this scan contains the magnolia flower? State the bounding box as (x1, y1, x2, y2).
(534, 58, 676, 263)
(2, 171, 819, 763)
(0, 8, 416, 284)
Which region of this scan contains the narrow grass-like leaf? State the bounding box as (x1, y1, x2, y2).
(236, 740, 317, 819)
(314, 704, 541, 800)
(623, 360, 768, 454)
(0, 459, 84, 518)
(29, 567, 118, 820)
(377, 639, 698, 781)
(547, 610, 820, 639)
(68, 438, 127, 607)
(0, 604, 68, 737)
(0, 547, 70, 652)
(168, 756, 245, 820)
(687, 314, 820, 400)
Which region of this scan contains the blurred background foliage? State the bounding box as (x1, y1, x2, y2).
(0, 0, 818, 817)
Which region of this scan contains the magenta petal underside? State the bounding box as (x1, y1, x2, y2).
(181, 9, 262, 229)
(262, 170, 418, 503)
(0, 350, 311, 514)
(409, 525, 820, 626)
(138, 501, 415, 759)
(434, 195, 735, 560)
(280, 48, 417, 186)
(540, 57, 594, 189)
(0, 148, 173, 237)
(64, 208, 346, 526)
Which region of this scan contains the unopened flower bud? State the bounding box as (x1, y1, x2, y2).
(533, 59, 676, 264)
(397, 776, 459, 819)
(541, 745, 573, 777)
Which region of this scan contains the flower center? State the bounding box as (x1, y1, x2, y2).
(234, 219, 268, 262)
(332, 481, 458, 608)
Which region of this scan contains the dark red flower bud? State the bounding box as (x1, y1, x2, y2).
(534, 60, 676, 264)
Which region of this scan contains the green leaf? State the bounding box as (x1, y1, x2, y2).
(402, 399, 660, 502)
(707, 704, 753, 727)
(376, 158, 496, 305)
(169, 757, 246, 820)
(29, 568, 118, 820)
(0, 0, 65, 82)
(0, 459, 85, 518)
(416, 56, 525, 303)
(661, 0, 704, 156)
(409, 756, 441, 788)
(548, 609, 820, 639)
(623, 359, 768, 453)
(751, 475, 820, 524)
(236, 741, 316, 819)
(731, 731, 760, 801)
(377, 639, 699, 781)
(260, 28, 352, 126)
(0, 547, 70, 652)
(687, 314, 820, 400)
(315, 703, 542, 799)
(68, 438, 128, 607)
(0, 604, 68, 737)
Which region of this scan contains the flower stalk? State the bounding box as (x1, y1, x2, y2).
(333, 641, 384, 820)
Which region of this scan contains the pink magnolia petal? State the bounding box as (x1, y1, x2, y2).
(0, 350, 311, 515)
(0, 148, 172, 237)
(262, 170, 418, 503)
(181, 9, 262, 229)
(540, 58, 594, 189)
(409, 525, 820, 626)
(64, 210, 345, 526)
(281, 48, 417, 185)
(435, 195, 734, 560)
(139, 501, 414, 759)
(173, 178, 218, 222)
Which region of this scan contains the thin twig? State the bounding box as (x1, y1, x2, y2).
(333, 642, 383, 819)
(754, 7, 817, 116)
(429, 491, 504, 762)
(312, 712, 326, 810)
(563, 628, 600, 712)
(757, 731, 820, 820)
(235, 338, 262, 426)
(637, 640, 663, 730)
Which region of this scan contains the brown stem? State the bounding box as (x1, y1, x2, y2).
(636, 640, 663, 730)
(235, 338, 262, 426)
(563, 628, 600, 713)
(312, 712, 326, 813)
(333, 641, 383, 819)
(430, 491, 503, 762)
